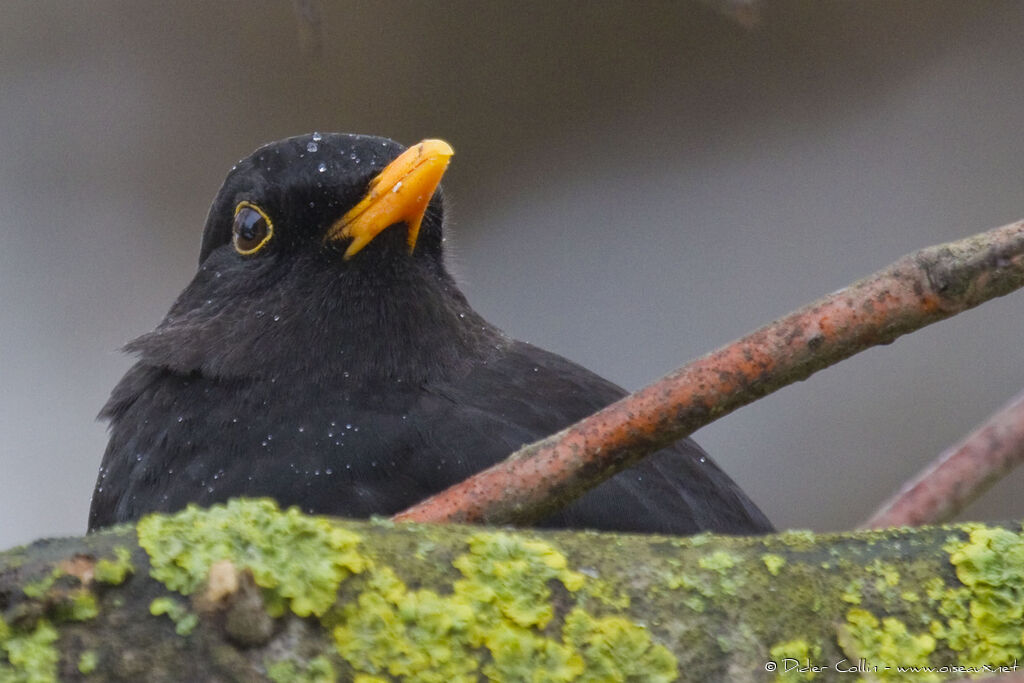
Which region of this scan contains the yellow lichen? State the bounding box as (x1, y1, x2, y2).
(20, 568, 60, 599)
(562, 608, 677, 682)
(62, 590, 99, 622)
(941, 525, 1024, 666)
(137, 498, 365, 618)
(0, 616, 59, 683)
(838, 608, 937, 681)
(150, 596, 198, 636)
(664, 547, 744, 604)
(840, 579, 863, 605)
(453, 532, 585, 630)
(94, 546, 135, 585)
(333, 530, 676, 682)
(769, 638, 822, 682)
(761, 553, 786, 576)
(265, 654, 336, 682)
(867, 559, 901, 597)
(698, 550, 738, 572)
(77, 650, 98, 675)
(482, 628, 583, 682)
(333, 567, 479, 682)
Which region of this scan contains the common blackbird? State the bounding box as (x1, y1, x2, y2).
(88, 133, 772, 535)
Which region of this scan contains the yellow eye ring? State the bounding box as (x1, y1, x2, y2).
(232, 201, 274, 255)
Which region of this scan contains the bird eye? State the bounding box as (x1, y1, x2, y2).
(232, 202, 273, 255)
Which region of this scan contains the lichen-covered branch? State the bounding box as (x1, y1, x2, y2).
(395, 219, 1024, 527)
(3, 499, 1024, 681)
(864, 387, 1024, 529)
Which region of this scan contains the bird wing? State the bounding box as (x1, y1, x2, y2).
(90, 343, 772, 535)
(421, 340, 773, 535)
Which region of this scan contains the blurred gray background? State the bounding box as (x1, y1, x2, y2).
(3, 2, 1023, 549)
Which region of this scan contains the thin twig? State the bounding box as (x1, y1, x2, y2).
(862, 388, 1024, 529)
(695, 0, 761, 28)
(394, 220, 1024, 526)
(292, 0, 324, 56)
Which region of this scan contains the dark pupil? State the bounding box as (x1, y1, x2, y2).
(235, 208, 267, 250)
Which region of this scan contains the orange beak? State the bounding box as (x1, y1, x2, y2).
(326, 139, 454, 259)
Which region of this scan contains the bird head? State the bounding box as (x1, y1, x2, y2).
(127, 134, 497, 382)
(198, 134, 453, 266)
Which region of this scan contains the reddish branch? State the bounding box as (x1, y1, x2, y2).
(394, 220, 1024, 526)
(862, 388, 1024, 529)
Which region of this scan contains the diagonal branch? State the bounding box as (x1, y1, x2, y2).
(394, 219, 1024, 526)
(862, 387, 1024, 529)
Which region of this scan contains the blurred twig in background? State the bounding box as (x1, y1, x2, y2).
(695, 0, 760, 28)
(292, 0, 324, 55)
(864, 388, 1024, 529)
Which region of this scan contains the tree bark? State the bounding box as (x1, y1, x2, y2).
(2, 499, 1023, 681)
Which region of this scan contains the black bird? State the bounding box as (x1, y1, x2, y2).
(88, 133, 772, 535)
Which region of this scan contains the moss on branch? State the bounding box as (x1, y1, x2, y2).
(2, 499, 1023, 681)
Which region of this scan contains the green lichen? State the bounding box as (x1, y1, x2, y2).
(21, 568, 60, 599)
(20, 563, 100, 624)
(664, 547, 745, 606)
(137, 498, 365, 617)
(775, 529, 816, 548)
(677, 532, 713, 548)
(62, 590, 99, 622)
(454, 532, 585, 630)
(94, 546, 135, 585)
(150, 596, 199, 636)
(679, 591, 706, 613)
(333, 567, 481, 682)
(840, 579, 863, 605)
(923, 576, 945, 605)
(77, 649, 98, 675)
(562, 608, 677, 682)
(940, 524, 1024, 666)
(922, 573, 972, 652)
(838, 608, 937, 681)
(761, 553, 785, 576)
(929, 617, 971, 653)
(332, 530, 675, 682)
(867, 559, 901, 598)
(769, 638, 822, 682)
(662, 574, 708, 613)
(266, 654, 336, 682)
(481, 628, 582, 682)
(698, 550, 738, 572)
(2, 553, 105, 680)
(0, 616, 59, 683)
(131, 503, 675, 679)
(935, 586, 969, 622)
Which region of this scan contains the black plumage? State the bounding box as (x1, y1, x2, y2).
(88, 133, 772, 535)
